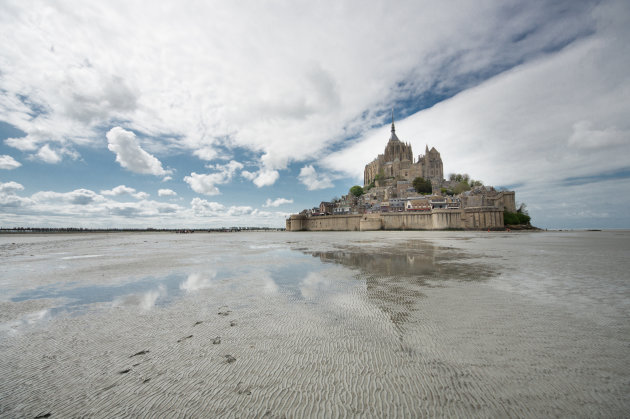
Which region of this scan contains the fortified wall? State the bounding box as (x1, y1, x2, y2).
(286, 207, 503, 231)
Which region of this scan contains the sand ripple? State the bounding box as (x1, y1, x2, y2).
(1, 232, 629, 417)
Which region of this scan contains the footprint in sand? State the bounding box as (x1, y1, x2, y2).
(177, 335, 193, 343)
(236, 381, 252, 395)
(130, 350, 150, 358)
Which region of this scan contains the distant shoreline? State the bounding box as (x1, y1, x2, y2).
(0, 227, 285, 234)
(1, 227, 624, 234)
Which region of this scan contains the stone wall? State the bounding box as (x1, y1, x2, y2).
(461, 207, 504, 229)
(287, 208, 502, 231)
(287, 214, 362, 231)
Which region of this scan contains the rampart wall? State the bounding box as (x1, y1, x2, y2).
(287, 208, 503, 231)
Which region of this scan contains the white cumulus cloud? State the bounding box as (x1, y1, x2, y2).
(190, 197, 254, 217)
(101, 185, 149, 199)
(0, 181, 24, 194)
(264, 197, 293, 207)
(158, 188, 177, 197)
(106, 127, 169, 176)
(191, 197, 226, 215)
(36, 144, 62, 164)
(0, 155, 21, 170)
(184, 160, 244, 195)
(298, 165, 334, 190)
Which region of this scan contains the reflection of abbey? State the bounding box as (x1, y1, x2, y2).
(288, 114, 518, 231)
(364, 117, 444, 187)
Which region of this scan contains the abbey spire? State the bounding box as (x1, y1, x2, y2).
(389, 108, 400, 142)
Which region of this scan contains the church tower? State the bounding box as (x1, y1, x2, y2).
(363, 109, 443, 187)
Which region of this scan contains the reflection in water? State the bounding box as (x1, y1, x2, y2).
(9, 271, 225, 321)
(180, 272, 216, 292)
(303, 240, 495, 339)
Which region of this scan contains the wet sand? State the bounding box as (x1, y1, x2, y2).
(1, 231, 629, 417)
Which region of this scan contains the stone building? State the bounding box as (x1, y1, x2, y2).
(364, 115, 444, 187)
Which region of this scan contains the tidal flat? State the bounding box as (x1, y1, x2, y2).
(1, 231, 629, 417)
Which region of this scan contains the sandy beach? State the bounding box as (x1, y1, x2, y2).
(1, 231, 629, 417)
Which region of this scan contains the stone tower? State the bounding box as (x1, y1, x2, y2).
(363, 111, 444, 187)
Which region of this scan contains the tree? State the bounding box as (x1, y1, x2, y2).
(349, 185, 364, 197)
(412, 177, 432, 194)
(450, 173, 470, 184)
(505, 202, 531, 225)
(452, 181, 471, 194)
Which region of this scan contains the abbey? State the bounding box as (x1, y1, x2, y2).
(364, 116, 443, 187)
(287, 112, 521, 231)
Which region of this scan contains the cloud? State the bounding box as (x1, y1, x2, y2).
(36, 144, 61, 164)
(227, 206, 254, 216)
(241, 167, 279, 187)
(32, 189, 104, 206)
(0, 181, 24, 194)
(101, 185, 149, 199)
(190, 197, 253, 217)
(106, 127, 169, 176)
(264, 197, 293, 207)
(158, 188, 177, 197)
(184, 173, 222, 195)
(190, 197, 226, 215)
(567, 121, 627, 150)
(0, 181, 31, 208)
(0, 155, 21, 170)
(193, 147, 219, 161)
(184, 160, 244, 195)
(298, 165, 334, 190)
(0, 1, 602, 181)
(253, 169, 280, 188)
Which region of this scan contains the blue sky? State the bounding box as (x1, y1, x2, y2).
(1, 0, 629, 229)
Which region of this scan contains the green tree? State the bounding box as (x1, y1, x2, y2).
(349, 185, 364, 197)
(449, 173, 470, 183)
(452, 181, 471, 194)
(412, 177, 432, 194)
(504, 202, 532, 225)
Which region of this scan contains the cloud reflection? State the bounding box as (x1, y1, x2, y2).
(1, 309, 51, 335)
(260, 274, 279, 294)
(112, 284, 167, 311)
(299, 272, 331, 299)
(180, 272, 216, 293)
(140, 285, 166, 310)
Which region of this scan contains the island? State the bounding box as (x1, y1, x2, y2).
(288, 115, 526, 231)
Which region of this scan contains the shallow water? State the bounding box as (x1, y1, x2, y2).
(1, 231, 628, 417)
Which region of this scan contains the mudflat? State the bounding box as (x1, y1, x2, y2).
(1, 231, 628, 417)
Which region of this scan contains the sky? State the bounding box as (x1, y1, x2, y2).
(1, 0, 629, 229)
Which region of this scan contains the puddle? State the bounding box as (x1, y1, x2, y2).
(60, 254, 103, 260)
(303, 240, 495, 283)
(296, 240, 497, 331)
